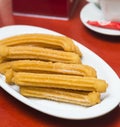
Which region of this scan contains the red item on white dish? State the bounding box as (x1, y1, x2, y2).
(87, 20, 120, 30)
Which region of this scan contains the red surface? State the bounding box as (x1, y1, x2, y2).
(12, 0, 78, 18)
(0, 1, 120, 127)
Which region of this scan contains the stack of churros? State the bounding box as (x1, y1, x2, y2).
(0, 33, 108, 107)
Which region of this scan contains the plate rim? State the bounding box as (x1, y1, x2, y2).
(80, 3, 120, 36)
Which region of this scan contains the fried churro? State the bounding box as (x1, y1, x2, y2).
(6, 70, 107, 92)
(0, 33, 109, 107)
(0, 61, 13, 74)
(0, 46, 81, 64)
(20, 86, 100, 106)
(0, 34, 82, 56)
(0, 60, 96, 77)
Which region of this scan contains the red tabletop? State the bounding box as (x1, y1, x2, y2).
(0, 1, 120, 127)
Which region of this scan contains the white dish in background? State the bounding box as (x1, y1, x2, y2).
(0, 25, 120, 120)
(80, 3, 120, 36)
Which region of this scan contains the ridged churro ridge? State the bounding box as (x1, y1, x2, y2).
(0, 33, 82, 56)
(20, 86, 101, 106)
(0, 60, 96, 77)
(5, 71, 107, 92)
(0, 46, 81, 64)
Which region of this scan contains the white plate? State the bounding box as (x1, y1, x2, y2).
(0, 25, 120, 120)
(80, 3, 120, 36)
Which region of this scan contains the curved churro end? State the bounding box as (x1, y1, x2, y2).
(5, 69, 14, 84)
(59, 36, 74, 51)
(74, 45, 82, 57)
(61, 36, 81, 56)
(95, 79, 108, 93)
(0, 46, 9, 58)
(88, 92, 101, 106)
(84, 65, 97, 77)
(0, 61, 12, 74)
(71, 53, 81, 64)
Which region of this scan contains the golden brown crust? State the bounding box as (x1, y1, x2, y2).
(0, 60, 96, 77)
(20, 86, 100, 106)
(7, 71, 107, 92)
(0, 61, 12, 74)
(0, 33, 108, 107)
(0, 33, 82, 56)
(0, 46, 81, 64)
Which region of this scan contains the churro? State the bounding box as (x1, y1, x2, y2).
(0, 61, 13, 74)
(0, 33, 109, 107)
(0, 60, 96, 77)
(20, 86, 100, 106)
(0, 33, 82, 56)
(6, 71, 107, 92)
(0, 46, 81, 64)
